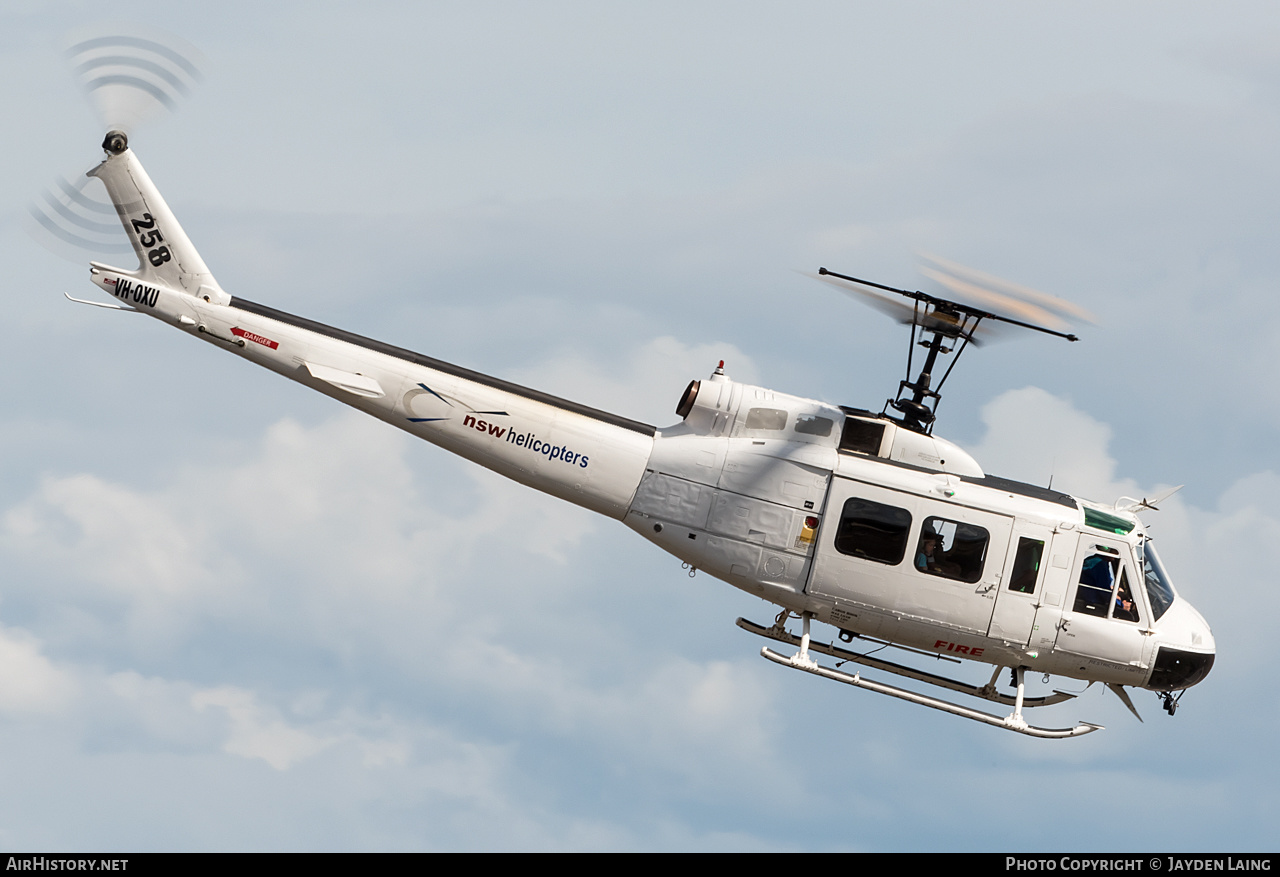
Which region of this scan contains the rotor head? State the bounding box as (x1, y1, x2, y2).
(102, 129, 128, 155)
(811, 258, 1093, 432)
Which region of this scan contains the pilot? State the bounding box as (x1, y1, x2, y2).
(1113, 575, 1138, 622)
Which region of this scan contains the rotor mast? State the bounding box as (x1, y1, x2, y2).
(817, 266, 1079, 434)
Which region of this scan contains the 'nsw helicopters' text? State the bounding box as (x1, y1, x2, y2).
(462, 415, 590, 468)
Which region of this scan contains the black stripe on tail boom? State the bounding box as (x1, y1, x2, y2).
(228, 297, 657, 437)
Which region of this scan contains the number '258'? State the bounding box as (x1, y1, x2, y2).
(131, 213, 172, 268)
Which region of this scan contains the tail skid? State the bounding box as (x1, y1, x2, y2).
(64, 291, 140, 312)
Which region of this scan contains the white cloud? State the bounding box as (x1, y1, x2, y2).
(0, 333, 784, 782)
(191, 685, 339, 770)
(964, 386, 1124, 502)
(1, 348, 1273, 849)
(2, 473, 216, 600)
(0, 626, 74, 714)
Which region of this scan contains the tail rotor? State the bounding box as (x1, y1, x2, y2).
(28, 25, 204, 264)
(68, 27, 203, 137)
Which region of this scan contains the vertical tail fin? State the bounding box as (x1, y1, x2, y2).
(87, 130, 228, 304)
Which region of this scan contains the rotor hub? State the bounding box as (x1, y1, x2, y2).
(102, 130, 128, 155)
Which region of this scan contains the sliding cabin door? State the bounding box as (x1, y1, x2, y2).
(807, 476, 1011, 637)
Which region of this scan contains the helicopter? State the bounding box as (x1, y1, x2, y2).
(59, 128, 1217, 739)
(41, 39, 1214, 736)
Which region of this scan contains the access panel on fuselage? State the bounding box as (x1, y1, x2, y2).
(806, 476, 1012, 638)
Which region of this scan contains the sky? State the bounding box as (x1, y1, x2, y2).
(0, 1, 1276, 852)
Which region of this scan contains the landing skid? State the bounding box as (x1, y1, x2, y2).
(736, 617, 1076, 708)
(740, 617, 1103, 739)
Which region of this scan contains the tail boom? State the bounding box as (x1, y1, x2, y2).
(85, 138, 654, 518)
(85, 267, 654, 519)
(220, 295, 656, 519)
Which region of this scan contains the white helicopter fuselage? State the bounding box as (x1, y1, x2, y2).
(628, 373, 1213, 693)
(80, 136, 1214, 732)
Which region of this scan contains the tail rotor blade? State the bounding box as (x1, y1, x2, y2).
(26, 172, 134, 261)
(29, 26, 205, 263)
(67, 26, 204, 134)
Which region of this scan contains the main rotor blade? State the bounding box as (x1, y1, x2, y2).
(807, 270, 1000, 343)
(919, 252, 1098, 325)
(806, 270, 920, 324)
(920, 266, 1069, 332)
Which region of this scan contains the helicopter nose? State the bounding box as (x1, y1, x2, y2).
(1148, 598, 1215, 691)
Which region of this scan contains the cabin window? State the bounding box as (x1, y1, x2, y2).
(794, 414, 834, 437)
(1074, 551, 1140, 622)
(1008, 537, 1044, 594)
(1074, 554, 1115, 617)
(1113, 568, 1139, 622)
(1083, 507, 1136, 534)
(1140, 540, 1176, 621)
(839, 418, 885, 455)
(745, 407, 787, 430)
(834, 498, 912, 565)
(915, 517, 989, 584)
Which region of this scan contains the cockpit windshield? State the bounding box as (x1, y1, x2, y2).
(1141, 539, 1177, 621)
